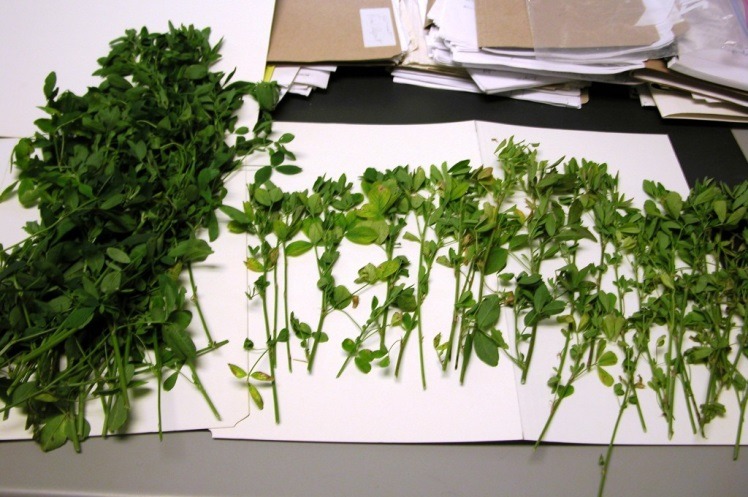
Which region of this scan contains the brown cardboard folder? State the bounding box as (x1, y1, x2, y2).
(475, 0, 659, 50)
(268, 0, 404, 64)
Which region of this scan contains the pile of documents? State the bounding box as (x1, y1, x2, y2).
(391, 0, 681, 108)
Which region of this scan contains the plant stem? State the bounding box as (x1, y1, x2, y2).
(187, 263, 214, 347)
(307, 297, 328, 373)
(282, 241, 293, 371)
(187, 364, 221, 421)
(260, 268, 280, 423)
(734, 386, 748, 460)
(598, 385, 629, 497)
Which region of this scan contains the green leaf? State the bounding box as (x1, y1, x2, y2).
(253, 188, 273, 208)
(509, 234, 529, 250)
(685, 346, 712, 363)
(61, 306, 95, 330)
(377, 259, 402, 280)
(483, 245, 508, 274)
(332, 285, 352, 310)
(276, 165, 302, 175)
(542, 300, 566, 316)
(726, 206, 746, 226)
(100, 271, 122, 294)
(642, 179, 657, 198)
(557, 384, 575, 399)
(643, 199, 661, 217)
(220, 205, 250, 224)
(0, 180, 17, 203)
(713, 199, 727, 223)
(601, 314, 626, 341)
(473, 331, 499, 367)
(168, 238, 213, 263)
(133, 140, 147, 161)
(555, 226, 597, 242)
(597, 351, 618, 367)
(278, 133, 294, 144)
(252, 82, 279, 111)
(250, 371, 274, 382)
(11, 382, 39, 405)
(597, 367, 614, 387)
(43, 71, 57, 100)
(533, 284, 552, 311)
(38, 414, 68, 452)
(163, 327, 197, 365)
(107, 394, 129, 432)
(184, 64, 208, 79)
(285, 240, 313, 257)
(475, 294, 501, 332)
(345, 226, 378, 245)
(660, 273, 675, 290)
(567, 198, 584, 224)
(245, 257, 264, 272)
(248, 383, 264, 410)
(99, 193, 124, 210)
(663, 191, 683, 218)
(163, 371, 180, 391)
(355, 356, 372, 374)
(254, 166, 272, 185)
(303, 218, 324, 244)
(18, 178, 39, 207)
(342, 338, 356, 353)
(228, 363, 247, 379)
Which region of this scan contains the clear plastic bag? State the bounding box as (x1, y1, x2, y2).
(670, 0, 748, 91)
(676, 0, 748, 56)
(525, 0, 681, 63)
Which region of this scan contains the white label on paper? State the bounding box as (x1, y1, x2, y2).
(360, 8, 396, 48)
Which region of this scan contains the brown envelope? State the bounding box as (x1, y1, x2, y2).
(476, 0, 659, 50)
(268, 0, 404, 63)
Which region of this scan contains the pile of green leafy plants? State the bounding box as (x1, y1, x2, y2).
(0, 24, 281, 451)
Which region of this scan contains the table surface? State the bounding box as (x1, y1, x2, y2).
(2, 67, 748, 497)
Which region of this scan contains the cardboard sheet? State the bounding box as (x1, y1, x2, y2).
(267, 0, 405, 63)
(476, 0, 659, 50)
(0, 0, 275, 138)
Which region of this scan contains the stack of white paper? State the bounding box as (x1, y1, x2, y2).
(270, 65, 337, 100)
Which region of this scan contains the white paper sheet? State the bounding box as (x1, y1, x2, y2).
(3, 122, 745, 447)
(477, 123, 747, 445)
(212, 121, 525, 443)
(467, 68, 569, 94)
(0, 0, 275, 138)
(650, 86, 748, 123)
(214, 121, 746, 446)
(392, 69, 482, 93)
